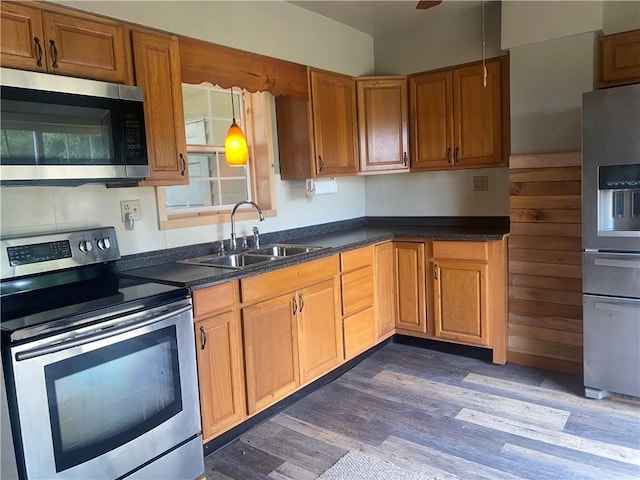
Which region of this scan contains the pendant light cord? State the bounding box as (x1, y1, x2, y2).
(482, 0, 487, 87)
(230, 86, 236, 122)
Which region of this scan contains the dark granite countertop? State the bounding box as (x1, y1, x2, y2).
(119, 217, 509, 290)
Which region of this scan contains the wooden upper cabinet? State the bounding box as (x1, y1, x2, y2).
(357, 76, 409, 173)
(410, 70, 453, 170)
(1, 2, 46, 72)
(0, 2, 132, 84)
(309, 68, 359, 177)
(132, 29, 188, 186)
(598, 29, 640, 88)
(410, 57, 507, 171)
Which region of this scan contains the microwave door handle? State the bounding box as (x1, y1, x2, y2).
(15, 303, 192, 362)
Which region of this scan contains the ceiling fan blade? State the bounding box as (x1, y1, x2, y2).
(416, 1, 442, 9)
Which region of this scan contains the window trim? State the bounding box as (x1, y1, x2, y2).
(156, 89, 277, 230)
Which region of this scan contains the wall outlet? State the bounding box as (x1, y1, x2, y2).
(473, 176, 489, 192)
(120, 200, 141, 222)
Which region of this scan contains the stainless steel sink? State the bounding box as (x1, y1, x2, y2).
(251, 244, 324, 257)
(179, 253, 278, 269)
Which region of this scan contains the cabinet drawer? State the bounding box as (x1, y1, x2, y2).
(241, 256, 339, 304)
(193, 281, 236, 318)
(341, 265, 374, 316)
(432, 241, 488, 261)
(343, 307, 376, 360)
(340, 245, 373, 272)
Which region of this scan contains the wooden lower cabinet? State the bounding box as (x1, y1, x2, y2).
(394, 241, 427, 333)
(192, 282, 246, 441)
(297, 279, 343, 383)
(242, 293, 300, 415)
(374, 242, 396, 339)
(343, 307, 376, 359)
(432, 260, 488, 345)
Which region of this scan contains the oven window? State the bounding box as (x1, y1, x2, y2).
(44, 325, 182, 473)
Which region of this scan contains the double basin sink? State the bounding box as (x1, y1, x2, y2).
(178, 244, 325, 270)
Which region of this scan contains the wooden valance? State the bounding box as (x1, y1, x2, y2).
(179, 35, 308, 100)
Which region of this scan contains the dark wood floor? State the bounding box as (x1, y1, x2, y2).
(204, 343, 640, 479)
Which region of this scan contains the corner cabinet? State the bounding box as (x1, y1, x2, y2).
(192, 281, 246, 441)
(131, 29, 188, 186)
(409, 57, 508, 171)
(394, 241, 427, 333)
(356, 76, 409, 174)
(276, 68, 358, 179)
(0, 2, 132, 83)
(374, 242, 397, 340)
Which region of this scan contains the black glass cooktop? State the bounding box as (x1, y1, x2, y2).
(1, 266, 189, 344)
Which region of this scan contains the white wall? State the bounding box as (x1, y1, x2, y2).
(0, 1, 372, 254)
(367, 0, 509, 218)
(603, 1, 640, 34)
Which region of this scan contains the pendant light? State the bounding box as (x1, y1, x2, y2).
(225, 86, 248, 166)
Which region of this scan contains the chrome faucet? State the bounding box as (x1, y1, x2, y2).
(253, 226, 260, 249)
(230, 201, 264, 251)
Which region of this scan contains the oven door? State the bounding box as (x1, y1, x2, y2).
(7, 300, 202, 480)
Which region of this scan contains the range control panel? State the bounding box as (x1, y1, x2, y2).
(0, 227, 120, 280)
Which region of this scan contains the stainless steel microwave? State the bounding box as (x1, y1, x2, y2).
(0, 67, 149, 186)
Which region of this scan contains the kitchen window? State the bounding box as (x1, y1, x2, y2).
(156, 84, 276, 230)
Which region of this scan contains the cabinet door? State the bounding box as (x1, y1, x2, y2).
(433, 260, 489, 346)
(409, 70, 453, 171)
(132, 30, 189, 186)
(309, 69, 359, 177)
(357, 77, 409, 173)
(42, 11, 131, 83)
(242, 293, 299, 414)
(195, 311, 245, 441)
(394, 242, 427, 333)
(453, 59, 502, 168)
(374, 242, 396, 339)
(0, 3, 46, 72)
(297, 279, 343, 384)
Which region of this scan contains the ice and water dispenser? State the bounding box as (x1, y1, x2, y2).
(598, 164, 640, 234)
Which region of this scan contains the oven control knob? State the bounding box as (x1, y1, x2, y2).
(97, 237, 111, 251)
(78, 240, 93, 254)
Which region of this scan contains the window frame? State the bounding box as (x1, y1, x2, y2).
(155, 88, 277, 230)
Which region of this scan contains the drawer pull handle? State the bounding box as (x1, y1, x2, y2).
(199, 325, 207, 350)
(446, 147, 452, 164)
(454, 147, 460, 164)
(34, 37, 43, 66)
(403, 152, 408, 167)
(292, 296, 298, 315)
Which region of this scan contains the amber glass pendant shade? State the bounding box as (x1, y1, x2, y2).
(225, 120, 248, 166)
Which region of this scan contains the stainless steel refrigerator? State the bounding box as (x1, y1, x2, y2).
(582, 83, 640, 399)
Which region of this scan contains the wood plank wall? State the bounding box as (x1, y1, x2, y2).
(508, 152, 583, 375)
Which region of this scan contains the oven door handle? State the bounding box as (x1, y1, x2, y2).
(15, 303, 192, 362)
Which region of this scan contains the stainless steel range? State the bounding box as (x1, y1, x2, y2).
(0, 227, 204, 479)
(582, 83, 640, 400)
